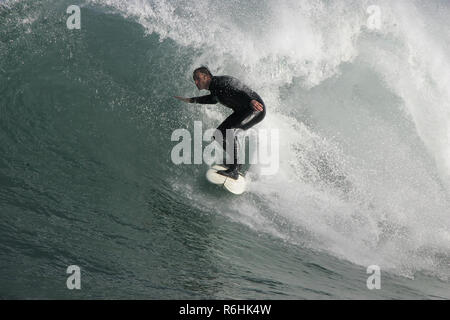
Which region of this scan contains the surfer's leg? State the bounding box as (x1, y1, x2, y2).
(216, 111, 245, 165)
(215, 107, 266, 179)
(215, 119, 231, 165)
(230, 107, 266, 175)
(236, 106, 266, 131)
(214, 111, 250, 179)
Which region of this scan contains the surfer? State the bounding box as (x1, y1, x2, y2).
(175, 66, 266, 180)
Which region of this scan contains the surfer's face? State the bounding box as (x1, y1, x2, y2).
(194, 72, 210, 90)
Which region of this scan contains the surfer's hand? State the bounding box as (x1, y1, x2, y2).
(174, 96, 192, 103)
(250, 100, 264, 112)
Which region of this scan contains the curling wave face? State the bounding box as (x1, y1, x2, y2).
(1, 0, 449, 298)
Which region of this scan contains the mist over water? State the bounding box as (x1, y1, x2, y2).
(1, 0, 449, 298)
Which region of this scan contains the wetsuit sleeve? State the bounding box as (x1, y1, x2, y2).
(190, 95, 218, 104)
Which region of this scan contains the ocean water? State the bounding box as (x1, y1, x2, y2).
(0, 0, 449, 299)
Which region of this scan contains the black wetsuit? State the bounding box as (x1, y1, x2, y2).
(190, 75, 266, 170)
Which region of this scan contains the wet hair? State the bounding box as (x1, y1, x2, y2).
(193, 66, 213, 80)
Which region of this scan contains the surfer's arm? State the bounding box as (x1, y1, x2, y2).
(174, 96, 192, 103)
(220, 77, 264, 111)
(189, 95, 218, 104)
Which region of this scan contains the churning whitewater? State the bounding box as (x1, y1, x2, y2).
(0, 0, 449, 299)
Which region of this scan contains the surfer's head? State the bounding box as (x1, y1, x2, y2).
(193, 66, 212, 90)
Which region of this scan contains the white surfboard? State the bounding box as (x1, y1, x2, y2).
(206, 165, 246, 195)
